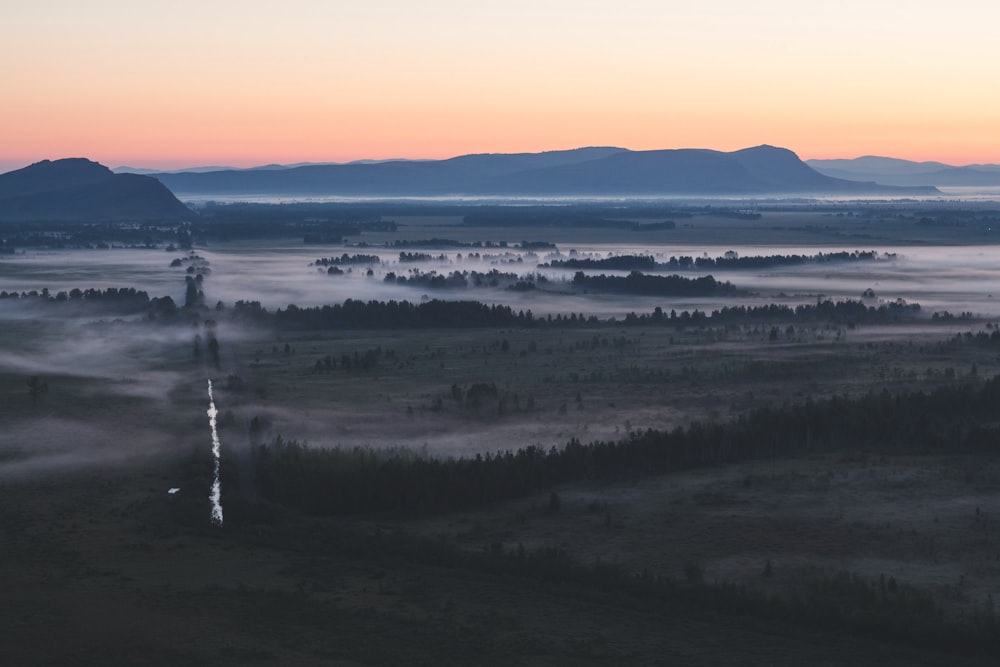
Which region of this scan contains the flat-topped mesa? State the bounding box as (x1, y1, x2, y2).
(144, 145, 940, 198)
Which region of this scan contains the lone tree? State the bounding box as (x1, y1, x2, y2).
(27, 375, 48, 407)
(207, 335, 221, 369)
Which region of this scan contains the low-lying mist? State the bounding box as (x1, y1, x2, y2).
(5, 230, 1000, 481)
(6, 243, 1000, 319)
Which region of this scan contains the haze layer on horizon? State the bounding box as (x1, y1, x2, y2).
(3, 0, 999, 172)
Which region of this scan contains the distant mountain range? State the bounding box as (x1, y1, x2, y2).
(3, 149, 965, 215)
(146, 146, 939, 198)
(807, 156, 1000, 188)
(0, 159, 193, 222)
(112, 158, 423, 174)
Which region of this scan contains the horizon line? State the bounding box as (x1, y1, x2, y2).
(4, 144, 996, 175)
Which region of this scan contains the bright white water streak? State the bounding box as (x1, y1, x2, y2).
(207, 379, 223, 526)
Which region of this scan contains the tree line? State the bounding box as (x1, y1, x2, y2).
(660, 250, 887, 270)
(0, 286, 151, 312)
(225, 296, 929, 331)
(313, 253, 381, 266)
(624, 298, 922, 326)
(0, 285, 930, 331)
(253, 373, 1000, 517)
(543, 250, 888, 272)
(382, 268, 546, 290)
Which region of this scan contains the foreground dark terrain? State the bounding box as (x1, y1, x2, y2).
(4, 201, 1000, 665)
(6, 450, 1000, 667)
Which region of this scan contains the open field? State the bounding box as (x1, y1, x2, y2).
(5, 205, 1000, 664)
(221, 323, 997, 455)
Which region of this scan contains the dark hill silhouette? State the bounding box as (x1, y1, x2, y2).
(472, 146, 938, 195)
(729, 145, 839, 190)
(0, 158, 193, 221)
(151, 146, 938, 197)
(153, 147, 631, 196)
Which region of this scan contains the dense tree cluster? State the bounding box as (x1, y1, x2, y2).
(0, 282, 928, 333)
(572, 271, 745, 297)
(545, 255, 658, 271)
(398, 251, 445, 262)
(383, 268, 545, 290)
(546, 251, 888, 272)
(664, 250, 888, 270)
(0, 221, 192, 250)
(262, 299, 538, 330)
(619, 299, 922, 326)
(146, 295, 179, 319)
(224, 296, 929, 332)
(384, 270, 470, 289)
(313, 253, 381, 266)
(951, 329, 1000, 347)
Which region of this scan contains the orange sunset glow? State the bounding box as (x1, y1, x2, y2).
(3, 0, 999, 171)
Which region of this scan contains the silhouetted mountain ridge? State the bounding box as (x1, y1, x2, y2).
(0, 158, 194, 222)
(808, 156, 1000, 187)
(150, 146, 935, 197)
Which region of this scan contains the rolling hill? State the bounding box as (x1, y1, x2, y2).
(0, 158, 194, 222)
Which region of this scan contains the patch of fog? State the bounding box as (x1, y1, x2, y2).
(0, 248, 185, 302)
(7, 242, 1000, 319)
(206, 261, 423, 310)
(731, 255, 1000, 315)
(194, 243, 1000, 319)
(207, 379, 224, 526)
(936, 186, 1000, 200)
(0, 323, 196, 399)
(846, 323, 993, 340)
(0, 448, 135, 478)
(0, 318, 271, 402)
(243, 403, 685, 459)
(0, 417, 175, 480)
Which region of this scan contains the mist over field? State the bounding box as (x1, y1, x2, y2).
(5, 214, 1000, 459)
(5, 242, 1000, 318)
(3, 207, 999, 474)
(6, 204, 1000, 666)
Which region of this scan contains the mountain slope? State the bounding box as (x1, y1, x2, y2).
(151, 146, 936, 197)
(0, 159, 193, 221)
(808, 156, 1000, 187)
(465, 149, 764, 194)
(152, 147, 630, 197)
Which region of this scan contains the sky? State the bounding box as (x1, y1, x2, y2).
(2, 0, 999, 171)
